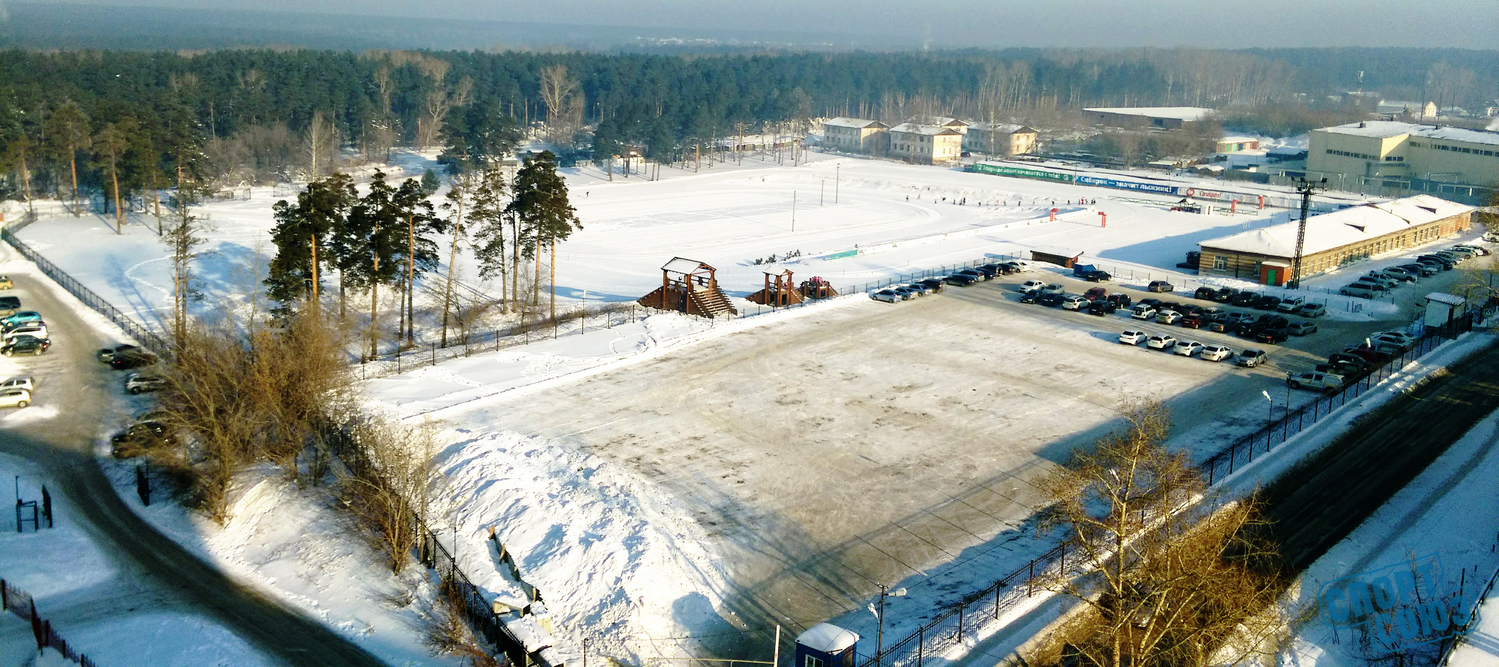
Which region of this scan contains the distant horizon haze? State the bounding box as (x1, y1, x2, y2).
(7, 0, 1499, 49)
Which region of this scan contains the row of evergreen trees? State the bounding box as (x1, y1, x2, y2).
(265, 151, 580, 356)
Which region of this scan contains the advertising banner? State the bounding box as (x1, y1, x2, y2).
(968, 163, 1075, 183)
(1074, 175, 1183, 195)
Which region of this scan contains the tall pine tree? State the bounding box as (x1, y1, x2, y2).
(265, 173, 356, 315)
(505, 151, 581, 323)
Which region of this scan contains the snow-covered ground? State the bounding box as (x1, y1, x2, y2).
(0, 451, 272, 667)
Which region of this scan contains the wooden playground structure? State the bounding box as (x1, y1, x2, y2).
(637, 257, 739, 318)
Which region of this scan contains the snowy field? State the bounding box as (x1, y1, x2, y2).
(5, 149, 1484, 665)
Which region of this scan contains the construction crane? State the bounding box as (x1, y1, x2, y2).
(1287, 176, 1326, 289)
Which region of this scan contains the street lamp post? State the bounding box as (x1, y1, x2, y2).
(875, 584, 906, 664)
(1262, 389, 1274, 423)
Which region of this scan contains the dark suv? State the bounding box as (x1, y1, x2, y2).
(1, 335, 49, 356)
(110, 349, 158, 370)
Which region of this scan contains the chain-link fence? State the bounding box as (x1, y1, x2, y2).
(0, 212, 169, 354)
(861, 308, 1480, 667)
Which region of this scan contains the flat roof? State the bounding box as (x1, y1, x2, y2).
(1319, 121, 1499, 147)
(1084, 107, 1216, 122)
(1199, 194, 1473, 257)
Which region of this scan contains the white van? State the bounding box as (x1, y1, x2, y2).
(1339, 285, 1377, 298)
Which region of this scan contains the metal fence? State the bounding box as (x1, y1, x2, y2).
(321, 422, 527, 665)
(0, 213, 169, 354)
(859, 310, 1480, 667)
(2, 578, 98, 667)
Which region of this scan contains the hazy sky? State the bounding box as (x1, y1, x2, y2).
(21, 0, 1499, 49)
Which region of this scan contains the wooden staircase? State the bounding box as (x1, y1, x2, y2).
(688, 286, 737, 317)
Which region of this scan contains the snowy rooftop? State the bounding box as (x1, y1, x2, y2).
(823, 117, 885, 129)
(889, 123, 961, 136)
(968, 122, 1035, 134)
(796, 623, 859, 653)
(1199, 195, 1474, 257)
(1218, 136, 1259, 143)
(1319, 121, 1499, 146)
(1084, 106, 1216, 121)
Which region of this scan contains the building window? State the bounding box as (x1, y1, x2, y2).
(806, 657, 824, 667)
(1213, 256, 1227, 270)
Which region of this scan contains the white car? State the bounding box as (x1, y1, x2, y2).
(1155, 310, 1182, 325)
(1146, 334, 1178, 350)
(1062, 295, 1087, 310)
(1041, 283, 1066, 295)
(125, 373, 168, 395)
(1200, 345, 1233, 362)
(1130, 306, 1158, 320)
(1019, 280, 1047, 293)
(0, 376, 35, 392)
(1288, 372, 1344, 391)
(1370, 331, 1416, 350)
(1173, 340, 1204, 357)
(1119, 330, 1148, 345)
(2, 324, 47, 342)
(1275, 297, 1306, 313)
(870, 289, 905, 303)
(0, 388, 31, 409)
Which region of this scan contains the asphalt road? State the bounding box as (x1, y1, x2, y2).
(0, 260, 387, 667)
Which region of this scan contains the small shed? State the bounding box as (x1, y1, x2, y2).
(794, 623, 859, 667)
(1259, 260, 1291, 286)
(1030, 246, 1085, 269)
(1425, 292, 1466, 330)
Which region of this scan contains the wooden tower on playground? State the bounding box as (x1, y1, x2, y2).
(637, 257, 738, 318)
(748, 269, 804, 307)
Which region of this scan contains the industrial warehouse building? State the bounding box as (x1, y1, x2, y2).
(1306, 121, 1499, 188)
(1196, 195, 1474, 285)
(1083, 106, 1217, 130)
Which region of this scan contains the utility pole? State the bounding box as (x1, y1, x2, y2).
(835, 164, 840, 204)
(1287, 176, 1326, 289)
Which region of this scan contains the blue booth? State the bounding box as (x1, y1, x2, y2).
(794, 623, 859, 667)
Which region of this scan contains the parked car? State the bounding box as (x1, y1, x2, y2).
(110, 349, 158, 370)
(1254, 328, 1289, 344)
(1453, 244, 1490, 256)
(0, 336, 49, 357)
(970, 265, 999, 280)
(1403, 263, 1439, 277)
(1317, 359, 1370, 376)
(1207, 320, 1230, 333)
(1339, 284, 1378, 298)
(1083, 287, 1108, 302)
(1256, 314, 1290, 329)
(871, 289, 905, 303)
(1298, 303, 1327, 318)
(1201, 307, 1225, 321)
(1193, 286, 1218, 300)
(1180, 313, 1204, 329)
(0, 276, 12, 290)
(1360, 274, 1398, 289)
(1370, 331, 1416, 350)
(1155, 310, 1182, 325)
(1087, 300, 1118, 316)
(1230, 291, 1259, 307)
(919, 278, 945, 293)
(1147, 280, 1175, 293)
(1038, 292, 1066, 307)
(125, 373, 168, 395)
(1106, 293, 1133, 308)
(1173, 340, 1204, 357)
(1213, 287, 1238, 303)
(1276, 297, 1306, 313)
(1253, 295, 1283, 310)
(981, 263, 1012, 276)
(1119, 330, 1148, 345)
(1224, 312, 1257, 326)
(1379, 268, 1418, 283)
(1287, 321, 1318, 336)
(1235, 349, 1268, 367)
(1326, 352, 1372, 369)
(1019, 291, 1039, 304)
(1040, 283, 1067, 295)
(2, 323, 46, 342)
(98, 344, 141, 363)
(1146, 334, 1178, 350)
(1062, 295, 1088, 310)
(1137, 298, 1163, 309)
(1342, 345, 1393, 363)
(0, 296, 20, 316)
(1288, 372, 1344, 392)
(944, 273, 978, 287)
(1200, 345, 1233, 362)
(1082, 270, 1112, 282)
(1131, 305, 1158, 320)
(1156, 301, 1183, 313)
(0, 311, 42, 328)
(904, 283, 932, 296)
(955, 268, 988, 282)
(1020, 280, 1048, 292)
(0, 388, 32, 409)
(889, 286, 917, 300)
(110, 421, 172, 458)
(0, 376, 35, 392)
(1416, 255, 1454, 270)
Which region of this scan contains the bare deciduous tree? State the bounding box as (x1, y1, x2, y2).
(338, 418, 446, 574)
(539, 64, 581, 144)
(303, 110, 338, 178)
